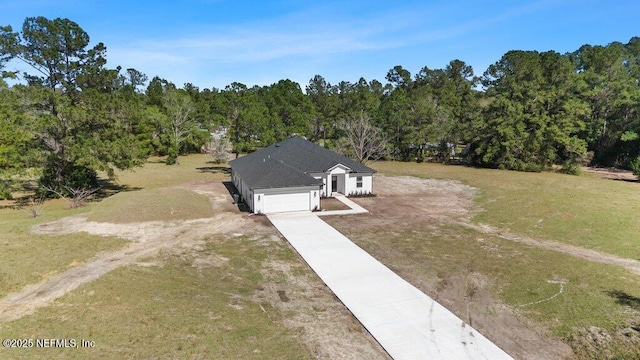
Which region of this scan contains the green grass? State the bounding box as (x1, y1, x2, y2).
(112, 154, 228, 189)
(4, 155, 639, 358)
(1, 154, 316, 359)
(0, 235, 313, 359)
(88, 187, 215, 223)
(372, 161, 640, 259)
(0, 154, 224, 296)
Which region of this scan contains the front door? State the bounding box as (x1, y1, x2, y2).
(331, 176, 337, 194)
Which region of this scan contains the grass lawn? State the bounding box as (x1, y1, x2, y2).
(88, 187, 215, 224)
(1, 154, 317, 359)
(0, 235, 313, 359)
(372, 162, 640, 259)
(111, 155, 228, 190)
(0, 199, 127, 298)
(0, 155, 222, 297)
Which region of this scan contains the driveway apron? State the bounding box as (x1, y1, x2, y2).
(268, 212, 513, 360)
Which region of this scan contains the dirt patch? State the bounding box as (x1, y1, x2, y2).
(255, 259, 390, 360)
(434, 272, 572, 360)
(325, 175, 574, 359)
(567, 324, 640, 359)
(320, 197, 351, 211)
(330, 175, 477, 233)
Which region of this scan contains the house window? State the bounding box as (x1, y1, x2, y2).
(356, 176, 363, 188)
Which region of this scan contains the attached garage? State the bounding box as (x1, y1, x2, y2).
(251, 185, 321, 214)
(263, 192, 310, 213)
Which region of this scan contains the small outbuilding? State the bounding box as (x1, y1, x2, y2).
(229, 137, 375, 214)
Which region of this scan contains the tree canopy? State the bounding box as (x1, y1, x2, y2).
(2, 16, 639, 199)
(1, 17, 147, 194)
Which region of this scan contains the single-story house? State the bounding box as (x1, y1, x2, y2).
(229, 137, 375, 214)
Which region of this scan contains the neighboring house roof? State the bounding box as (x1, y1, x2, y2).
(229, 137, 375, 190)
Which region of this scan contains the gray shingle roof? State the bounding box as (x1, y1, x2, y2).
(229, 137, 375, 190)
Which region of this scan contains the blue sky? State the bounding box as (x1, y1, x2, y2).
(2, 0, 638, 90)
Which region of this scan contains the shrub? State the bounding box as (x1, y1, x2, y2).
(38, 161, 98, 198)
(0, 181, 13, 200)
(166, 146, 178, 165)
(27, 197, 45, 217)
(630, 156, 640, 177)
(559, 161, 582, 175)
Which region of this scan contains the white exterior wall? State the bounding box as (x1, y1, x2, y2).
(231, 169, 255, 212)
(346, 173, 373, 196)
(310, 168, 374, 197)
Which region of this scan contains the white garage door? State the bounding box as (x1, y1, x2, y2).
(263, 192, 309, 213)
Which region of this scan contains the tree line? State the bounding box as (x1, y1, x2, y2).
(1, 17, 639, 198)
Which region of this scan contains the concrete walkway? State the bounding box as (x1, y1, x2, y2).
(268, 212, 513, 360)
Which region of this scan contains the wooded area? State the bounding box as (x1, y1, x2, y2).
(1, 17, 639, 198)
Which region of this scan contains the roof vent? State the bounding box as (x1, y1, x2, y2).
(263, 158, 265, 162)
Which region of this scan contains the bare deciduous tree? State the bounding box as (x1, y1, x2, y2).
(42, 186, 98, 209)
(340, 113, 390, 164)
(203, 135, 232, 164)
(163, 88, 195, 165)
(27, 196, 46, 217)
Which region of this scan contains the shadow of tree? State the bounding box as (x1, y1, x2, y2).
(606, 290, 640, 310)
(612, 178, 639, 183)
(94, 179, 142, 201)
(148, 158, 168, 164)
(197, 166, 231, 175)
(2, 179, 142, 210)
(222, 181, 250, 213)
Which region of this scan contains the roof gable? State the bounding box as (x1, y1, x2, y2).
(327, 163, 352, 172)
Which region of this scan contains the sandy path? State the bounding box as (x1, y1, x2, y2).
(373, 175, 640, 276)
(463, 222, 640, 276)
(0, 215, 229, 322)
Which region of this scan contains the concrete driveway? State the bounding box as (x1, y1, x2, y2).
(268, 212, 513, 360)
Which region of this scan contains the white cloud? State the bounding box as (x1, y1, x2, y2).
(103, 0, 567, 88)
